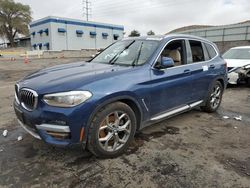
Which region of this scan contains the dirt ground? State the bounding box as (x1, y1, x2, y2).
(0, 58, 250, 188)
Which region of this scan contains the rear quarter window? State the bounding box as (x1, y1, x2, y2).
(204, 43, 217, 59)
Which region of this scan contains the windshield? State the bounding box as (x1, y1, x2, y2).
(91, 40, 160, 66)
(223, 48, 250, 60)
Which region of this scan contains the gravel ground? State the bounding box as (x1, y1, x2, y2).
(0, 58, 250, 188)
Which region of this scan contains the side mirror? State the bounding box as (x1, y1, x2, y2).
(161, 57, 174, 69)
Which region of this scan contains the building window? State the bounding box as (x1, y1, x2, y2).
(32, 44, 37, 50)
(38, 43, 42, 50)
(90, 31, 97, 38)
(113, 34, 119, 40)
(31, 32, 36, 37)
(102, 33, 108, 39)
(38, 30, 43, 36)
(58, 28, 66, 33)
(44, 28, 49, 36)
(76, 30, 84, 37)
(44, 43, 49, 50)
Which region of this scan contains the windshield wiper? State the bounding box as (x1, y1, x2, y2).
(109, 41, 135, 65)
(132, 42, 143, 67)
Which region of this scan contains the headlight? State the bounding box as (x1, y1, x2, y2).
(43, 91, 92, 107)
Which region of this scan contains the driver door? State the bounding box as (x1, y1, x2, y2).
(149, 39, 194, 117)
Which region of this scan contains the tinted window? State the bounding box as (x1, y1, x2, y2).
(205, 43, 217, 59)
(189, 40, 205, 63)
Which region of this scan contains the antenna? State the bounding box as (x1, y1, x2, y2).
(82, 0, 92, 21)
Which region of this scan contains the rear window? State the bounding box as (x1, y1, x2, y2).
(189, 40, 205, 63)
(205, 43, 217, 59)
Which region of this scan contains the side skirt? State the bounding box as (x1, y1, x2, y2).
(150, 100, 203, 121)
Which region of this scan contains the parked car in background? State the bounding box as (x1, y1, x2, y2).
(14, 34, 227, 157)
(223, 46, 250, 85)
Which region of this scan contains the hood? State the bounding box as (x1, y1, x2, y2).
(225, 59, 250, 68)
(18, 61, 132, 94)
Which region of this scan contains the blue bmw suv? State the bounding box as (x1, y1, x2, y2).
(14, 34, 227, 157)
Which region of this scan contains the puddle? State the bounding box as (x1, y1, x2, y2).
(125, 126, 180, 155)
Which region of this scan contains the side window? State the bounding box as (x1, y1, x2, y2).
(205, 43, 217, 59)
(189, 40, 205, 63)
(159, 39, 187, 67)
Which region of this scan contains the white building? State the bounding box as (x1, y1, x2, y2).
(29, 16, 124, 51)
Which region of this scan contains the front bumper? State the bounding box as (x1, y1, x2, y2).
(13, 99, 94, 148)
(228, 71, 239, 84)
(17, 119, 41, 140)
(17, 119, 71, 140)
(16, 114, 72, 147)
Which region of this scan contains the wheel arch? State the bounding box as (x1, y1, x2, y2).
(209, 76, 226, 92)
(201, 76, 225, 105)
(217, 78, 225, 89)
(85, 94, 143, 138)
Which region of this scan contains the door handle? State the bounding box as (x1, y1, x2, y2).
(184, 69, 191, 74)
(210, 64, 215, 69)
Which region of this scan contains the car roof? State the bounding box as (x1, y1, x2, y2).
(123, 34, 214, 44)
(230, 46, 250, 49)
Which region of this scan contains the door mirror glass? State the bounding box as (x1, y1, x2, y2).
(161, 57, 174, 68)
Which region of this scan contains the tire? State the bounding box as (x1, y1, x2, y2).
(87, 102, 136, 158)
(201, 81, 223, 113)
(247, 77, 250, 87)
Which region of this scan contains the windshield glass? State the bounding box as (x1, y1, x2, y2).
(91, 40, 160, 66)
(223, 48, 250, 60)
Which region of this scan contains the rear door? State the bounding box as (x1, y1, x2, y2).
(186, 40, 218, 102)
(149, 39, 194, 117)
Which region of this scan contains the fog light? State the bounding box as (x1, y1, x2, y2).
(46, 131, 71, 139)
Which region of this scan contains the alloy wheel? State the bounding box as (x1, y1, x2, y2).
(210, 84, 221, 109)
(98, 111, 131, 152)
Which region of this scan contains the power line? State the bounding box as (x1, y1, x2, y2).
(93, 0, 194, 17)
(93, 0, 190, 11)
(83, 0, 92, 21)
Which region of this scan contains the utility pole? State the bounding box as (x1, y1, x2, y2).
(83, 0, 91, 21)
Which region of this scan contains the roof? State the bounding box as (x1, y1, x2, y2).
(30, 16, 124, 31)
(123, 35, 165, 40)
(124, 34, 214, 44)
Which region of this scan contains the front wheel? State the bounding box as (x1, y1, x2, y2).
(87, 102, 136, 158)
(201, 81, 223, 113)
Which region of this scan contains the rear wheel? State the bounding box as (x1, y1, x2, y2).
(201, 81, 223, 113)
(87, 102, 136, 158)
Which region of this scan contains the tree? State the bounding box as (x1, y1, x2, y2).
(0, 0, 32, 47)
(129, 30, 140, 37)
(147, 30, 155, 36)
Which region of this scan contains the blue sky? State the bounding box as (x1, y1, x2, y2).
(14, 0, 250, 35)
